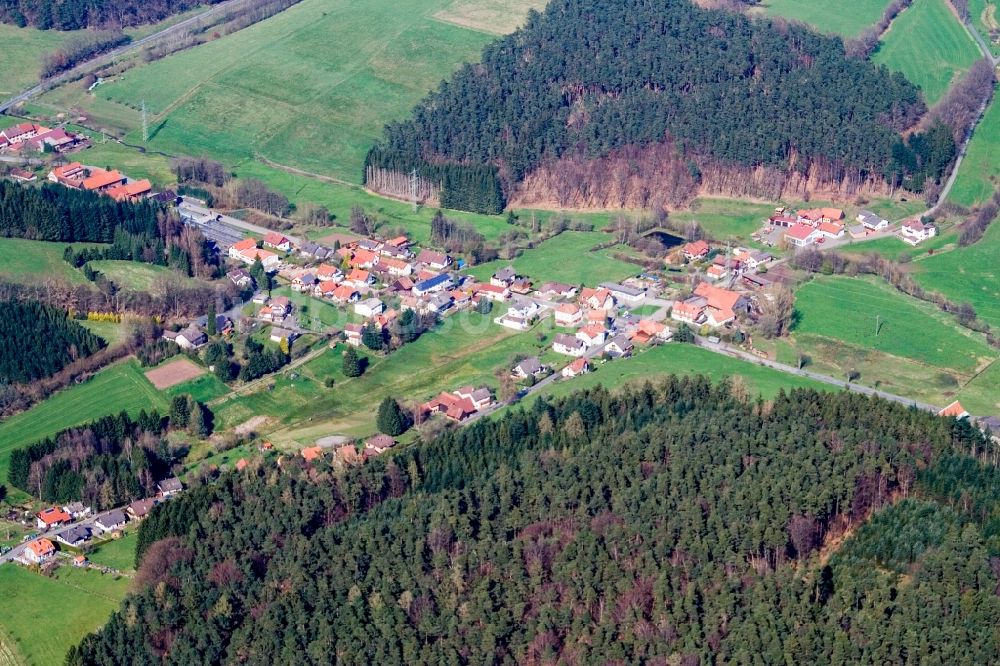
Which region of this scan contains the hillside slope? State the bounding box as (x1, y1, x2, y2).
(367, 0, 933, 213)
(70, 380, 1000, 664)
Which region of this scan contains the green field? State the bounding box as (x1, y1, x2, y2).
(792, 276, 995, 373)
(465, 231, 638, 285)
(911, 220, 1000, 330)
(968, 0, 1000, 56)
(0, 565, 130, 666)
(0, 238, 101, 285)
(532, 343, 831, 403)
(0, 360, 167, 484)
(432, 0, 545, 34)
(0, 23, 77, 96)
(873, 0, 981, 104)
(757, 0, 892, 37)
(164, 372, 231, 402)
(87, 532, 139, 571)
(79, 320, 129, 345)
(86, 260, 200, 292)
(948, 90, 1000, 207)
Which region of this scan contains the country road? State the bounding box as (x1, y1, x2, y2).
(0, 0, 250, 115)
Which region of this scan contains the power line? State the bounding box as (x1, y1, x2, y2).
(141, 99, 148, 143)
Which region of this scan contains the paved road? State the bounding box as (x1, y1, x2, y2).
(179, 199, 303, 245)
(2, 508, 122, 565)
(0, 0, 249, 115)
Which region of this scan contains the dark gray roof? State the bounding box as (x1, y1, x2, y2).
(600, 282, 644, 297)
(515, 356, 543, 375)
(56, 525, 91, 544)
(158, 478, 182, 493)
(554, 333, 584, 348)
(98, 509, 127, 526)
(471, 388, 492, 402)
(494, 266, 517, 281)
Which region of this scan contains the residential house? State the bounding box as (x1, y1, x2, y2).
(314, 280, 339, 298)
(454, 386, 493, 411)
(422, 391, 479, 421)
(428, 293, 454, 313)
(817, 221, 845, 239)
(768, 214, 798, 228)
(73, 554, 88, 567)
(344, 323, 364, 346)
(160, 324, 205, 349)
(415, 249, 452, 270)
(496, 298, 540, 330)
(796, 208, 825, 224)
(553, 333, 587, 357)
(413, 273, 453, 295)
(292, 272, 317, 292)
(580, 287, 615, 312)
(299, 242, 332, 260)
(682, 240, 710, 261)
(365, 434, 397, 454)
(332, 285, 361, 304)
(491, 266, 517, 287)
(229, 239, 279, 268)
(671, 296, 708, 326)
(857, 211, 889, 230)
(157, 478, 183, 497)
(706, 263, 729, 281)
(785, 224, 821, 247)
(228, 268, 254, 289)
(554, 303, 583, 326)
(269, 328, 297, 344)
(938, 401, 969, 419)
(604, 334, 634, 358)
(344, 268, 374, 289)
(473, 283, 510, 302)
(600, 282, 645, 307)
(196, 313, 234, 336)
(576, 323, 608, 348)
(63, 502, 91, 519)
(350, 249, 379, 269)
(9, 168, 36, 182)
(48, 162, 86, 185)
(127, 498, 158, 520)
(376, 257, 412, 277)
(389, 277, 415, 293)
(36, 507, 71, 530)
(301, 446, 324, 462)
(450, 290, 471, 309)
(316, 263, 342, 281)
(510, 277, 533, 294)
(23, 538, 56, 565)
(95, 509, 127, 534)
(900, 219, 936, 245)
(270, 296, 291, 318)
(262, 232, 292, 252)
(539, 282, 577, 299)
(0, 122, 41, 147)
(355, 298, 385, 318)
(694, 282, 749, 327)
(512, 356, 546, 380)
(743, 250, 772, 272)
(562, 357, 590, 378)
(631, 320, 671, 344)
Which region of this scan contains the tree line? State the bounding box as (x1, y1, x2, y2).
(0, 0, 223, 30)
(368, 0, 927, 214)
(69, 379, 1000, 663)
(0, 300, 104, 383)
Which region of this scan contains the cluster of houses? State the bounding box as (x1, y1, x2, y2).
(679, 240, 773, 282)
(47, 161, 152, 203)
(294, 433, 399, 467)
(762, 206, 934, 248)
(671, 282, 750, 329)
(0, 122, 90, 154)
(19, 479, 182, 566)
(162, 312, 235, 350)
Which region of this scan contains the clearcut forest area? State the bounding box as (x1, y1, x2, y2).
(1, 0, 999, 663)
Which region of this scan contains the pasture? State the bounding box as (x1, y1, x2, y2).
(792, 276, 995, 373)
(465, 231, 638, 284)
(86, 260, 201, 292)
(873, 0, 980, 104)
(0, 565, 129, 666)
(0, 238, 101, 285)
(433, 0, 546, 34)
(911, 220, 1000, 330)
(87, 532, 139, 571)
(948, 91, 1000, 207)
(757, 0, 892, 37)
(0, 360, 167, 483)
(0, 23, 75, 96)
(968, 0, 1000, 55)
(164, 373, 231, 402)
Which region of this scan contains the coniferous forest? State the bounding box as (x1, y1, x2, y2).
(0, 300, 104, 383)
(0, 180, 160, 242)
(70, 380, 1000, 664)
(0, 0, 221, 30)
(366, 0, 932, 213)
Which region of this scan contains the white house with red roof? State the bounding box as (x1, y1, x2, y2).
(262, 232, 292, 252)
(22, 538, 56, 565)
(900, 219, 936, 245)
(785, 223, 822, 247)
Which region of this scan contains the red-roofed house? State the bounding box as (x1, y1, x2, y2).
(332, 285, 360, 304)
(473, 283, 510, 302)
(900, 219, 936, 245)
(345, 268, 373, 288)
(23, 538, 56, 564)
(36, 507, 71, 530)
(938, 401, 969, 419)
(107, 179, 152, 202)
(576, 323, 607, 347)
(301, 446, 324, 463)
(694, 282, 748, 327)
(554, 302, 582, 326)
(785, 223, 821, 247)
(682, 240, 710, 261)
(82, 168, 126, 192)
(262, 232, 292, 252)
(48, 162, 85, 186)
(562, 357, 590, 378)
(631, 320, 671, 344)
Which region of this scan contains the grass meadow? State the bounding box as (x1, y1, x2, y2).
(873, 0, 980, 104)
(757, 0, 892, 37)
(792, 276, 995, 373)
(87, 260, 200, 292)
(432, 0, 545, 34)
(948, 91, 1000, 208)
(911, 221, 1000, 330)
(464, 231, 639, 285)
(0, 360, 167, 485)
(87, 531, 139, 571)
(0, 565, 130, 666)
(0, 238, 101, 285)
(0, 23, 77, 96)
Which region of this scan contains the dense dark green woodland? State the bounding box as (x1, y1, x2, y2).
(70, 380, 1000, 664)
(0, 180, 160, 242)
(0, 0, 220, 30)
(0, 300, 104, 383)
(367, 0, 933, 213)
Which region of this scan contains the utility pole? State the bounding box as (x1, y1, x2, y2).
(410, 168, 420, 212)
(141, 100, 148, 143)
(875, 314, 880, 337)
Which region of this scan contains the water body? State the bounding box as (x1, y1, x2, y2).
(643, 230, 685, 249)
